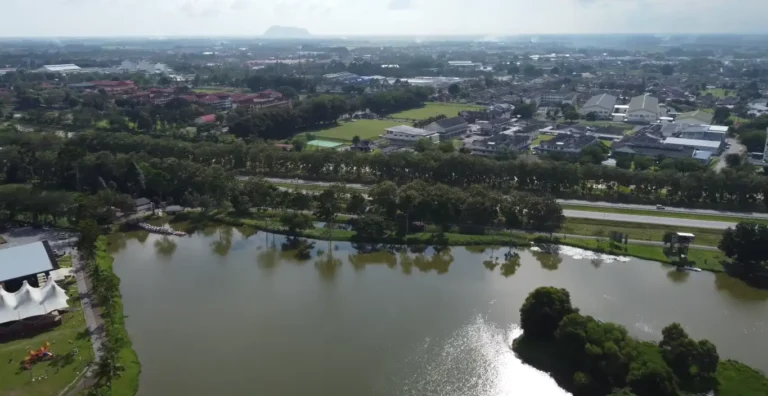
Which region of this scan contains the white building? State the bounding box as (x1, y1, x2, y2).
(37, 64, 81, 73)
(119, 60, 171, 74)
(663, 137, 723, 154)
(385, 125, 439, 145)
(626, 94, 660, 123)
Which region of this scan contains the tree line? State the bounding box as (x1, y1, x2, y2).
(516, 287, 763, 396)
(6, 130, 768, 212)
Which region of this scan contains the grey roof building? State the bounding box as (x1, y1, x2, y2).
(0, 241, 59, 286)
(424, 116, 469, 140)
(579, 94, 617, 119)
(627, 94, 660, 122)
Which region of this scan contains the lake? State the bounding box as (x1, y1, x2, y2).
(108, 225, 768, 396)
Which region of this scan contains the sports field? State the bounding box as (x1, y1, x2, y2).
(313, 120, 403, 142)
(389, 102, 485, 120)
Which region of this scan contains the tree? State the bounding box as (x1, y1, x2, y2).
(725, 153, 742, 168)
(351, 135, 361, 146)
(585, 111, 598, 122)
(520, 287, 576, 339)
(564, 110, 580, 123)
(438, 140, 456, 153)
(448, 83, 460, 96)
(738, 129, 766, 152)
(351, 214, 394, 242)
(616, 156, 632, 169)
(713, 107, 731, 124)
(634, 156, 654, 171)
(718, 222, 768, 287)
(279, 211, 313, 236)
(414, 138, 435, 153)
(550, 66, 561, 75)
(507, 64, 520, 76)
(660, 64, 675, 76)
(346, 191, 367, 215)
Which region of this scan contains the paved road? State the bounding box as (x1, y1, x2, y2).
(72, 252, 103, 359)
(563, 209, 737, 230)
(257, 177, 767, 222)
(559, 199, 768, 220)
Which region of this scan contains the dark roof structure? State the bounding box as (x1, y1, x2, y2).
(430, 116, 467, 129)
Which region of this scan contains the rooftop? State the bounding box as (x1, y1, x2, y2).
(663, 137, 722, 149)
(386, 125, 435, 136)
(628, 94, 659, 113)
(0, 241, 57, 283)
(583, 93, 617, 110)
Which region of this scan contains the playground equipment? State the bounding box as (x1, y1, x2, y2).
(22, 341, 54, 370)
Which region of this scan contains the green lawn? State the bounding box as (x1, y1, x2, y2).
(389, 102, 485, 120)
(0, 280, 95, 396)
(561, 217, 724, 247)
(531, 134, 555, 146)
(704, 88, 736, 98)
(312, 120, 403, 142)
(58, 255, 73, 268)
(561, 204, 767, 225)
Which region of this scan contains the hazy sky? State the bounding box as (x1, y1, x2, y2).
(2, 0, 767, 37)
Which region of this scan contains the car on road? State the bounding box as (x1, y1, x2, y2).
(656, 204, 666, 210)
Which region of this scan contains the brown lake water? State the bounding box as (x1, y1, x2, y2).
(108, 225, 768, 396)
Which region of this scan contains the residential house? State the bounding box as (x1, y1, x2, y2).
(385, 125, 439, 146)
(350, 140, 375, 153)
(613, 134, 695, 160)
(677, 125, 727, 142)
(424, 116, 469, 140)
(579, 94, 617, 120)
(662, 137, 723, 154)
(675, 110, 713, 125)
(535, 133, 599, 155)
(626, 94, 660, 123)
(231, 90, 291, 112)
(477, 118, 512, 135)
(468, 133, 532, 157)
(196, 94, 232, 110)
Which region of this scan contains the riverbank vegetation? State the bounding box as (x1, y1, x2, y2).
(719, 222, 768, 289)
(514, 287, 768, 396)
(77, 221, 140, 396)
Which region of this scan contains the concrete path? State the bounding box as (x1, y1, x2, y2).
(72, 252, 104, 359)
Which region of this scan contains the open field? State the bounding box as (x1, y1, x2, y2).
(561, 217, 724, 247)
(704, 88, 736, 98)
(313, 120, 402, 142)
(561, 204, 767, 225)
(531, 134, 555, 146)
(0, 280, 94, 396)
(576, 120, 635, 130)
(389, 102, 485, 120)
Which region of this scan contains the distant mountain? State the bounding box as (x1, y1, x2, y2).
(263, 26, 311, 39)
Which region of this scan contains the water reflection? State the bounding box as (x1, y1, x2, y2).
(666, 269, 690, 284)
(154, 237, 177, 257)
(400, 249, 454, 275)
(209, 227, 233, 256)
(715, 273, 768, 302)
(532, 250, 562, 271)
(315, 252, 343, 281)
(349, 250, 398, 270)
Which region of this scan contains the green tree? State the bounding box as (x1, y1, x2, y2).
(351, 135, 361, 146)
(438, 140, 456, 153)
(346, 191, 367, 215)
(351, 214, 394, 242)
(279, 211, 313, 236)
(448, 83, 460, 96)
(718, 222, 768, 287)
(634, 156, 654, 171)
(564, 110, 580, 123)
(660, 64, 675, 76)
(414, 138, 435, 152)
(520, 286, 576, 339)
(585, 111, 598, 122)
(713, 106, 731, 124)
(725, 153, 742, 168)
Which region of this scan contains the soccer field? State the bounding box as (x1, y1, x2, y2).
(389, 102, 485, 120)
(313, 120, 403, 142)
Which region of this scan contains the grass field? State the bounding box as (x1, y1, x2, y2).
(561, 217, 724, 247)
(531, 134, 555, 146)
(704, 88, 736, 98)
(313, 120, 402, 142)
(389, 102, 485, 120)
(561, 204, 767, 225)
(577, 120, 635, 131)
(0, 280, 94, 396)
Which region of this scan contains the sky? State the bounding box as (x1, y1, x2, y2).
(2, 0, 767, 37)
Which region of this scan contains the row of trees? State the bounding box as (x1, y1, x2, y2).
(519, 287, 724, 396)
(719, 222, 768, 288)
(7, 130, 768, 212)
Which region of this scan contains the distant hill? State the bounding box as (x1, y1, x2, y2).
(263, 26, 311, 39)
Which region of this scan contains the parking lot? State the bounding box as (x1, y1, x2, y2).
(0, 227, 79, 257)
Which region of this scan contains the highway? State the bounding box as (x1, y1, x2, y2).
(563, 210, 737, 230)
(254, 177, 765, 227)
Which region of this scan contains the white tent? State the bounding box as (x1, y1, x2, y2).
(0, 279, 69, 325)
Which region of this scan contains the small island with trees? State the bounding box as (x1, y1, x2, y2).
(513, 287, 768, 396)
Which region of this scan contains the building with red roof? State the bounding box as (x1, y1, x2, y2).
(194, 114, 218, 124)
